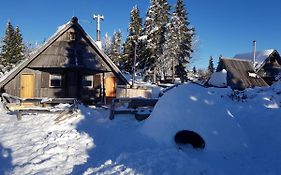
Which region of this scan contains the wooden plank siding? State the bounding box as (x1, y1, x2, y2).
(4, 68, 41, 97)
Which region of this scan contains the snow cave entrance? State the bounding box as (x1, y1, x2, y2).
(174, 130, 205, 149)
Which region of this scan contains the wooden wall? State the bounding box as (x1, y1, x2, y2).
(116, 87, 152, 99)
(4, 68, 41, 97)
(3, 68, 118, 103)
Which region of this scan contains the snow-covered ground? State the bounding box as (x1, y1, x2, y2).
(1, 81, 281, 175)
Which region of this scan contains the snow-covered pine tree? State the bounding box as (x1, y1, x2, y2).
(103, 32, 112, 56)
(162, 13, 181, 80)
(122, 6, 143, 73)
(0, 21, 25, 73)
(109, 31, 122, 67)
(0, 21, 15, 71)
(208, 56, 215, 74)
(12, 26, 25, 64)
(143, 0, 170, 81)
(174, 0, 195, 82)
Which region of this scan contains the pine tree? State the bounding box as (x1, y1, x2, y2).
(0, 21, 15, 70)
(174, 0, 194, 81)
(12, 26, 25, 64)
(109, 31, 122, 67)
(0, 21, 25, 72)
(123, 6, 143, 73)
(162, 13, 180, 80)
(208, 56, 215, 74)
(103, 32, 112, 56)
(143, 0, 170, 79)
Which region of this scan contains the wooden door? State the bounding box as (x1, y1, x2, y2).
(105, 76, 116, 97)
(67, 72, 79, 98)
(20, 74, 35, 98)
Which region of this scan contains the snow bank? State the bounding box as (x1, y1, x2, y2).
(208, 69, 227, 87)
(1, 81, 281, 175)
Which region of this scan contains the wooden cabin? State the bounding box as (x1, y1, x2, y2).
(234, 49, 281, 85)
(216, 58, 268, 90)
(0, 17, 129, 104)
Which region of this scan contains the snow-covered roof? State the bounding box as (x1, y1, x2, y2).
(234, 49, 275, 69)
(0, 59, 27, 83)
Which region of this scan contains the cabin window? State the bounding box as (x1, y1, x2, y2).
(82, 75, 93, 88)
(49, 74, 62, 87)
(69, 32, 76, 41)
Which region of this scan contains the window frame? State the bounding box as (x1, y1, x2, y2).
(82, 75, 94, 88)
(49, 74, 62, 88)
(69, 31, 76, 41)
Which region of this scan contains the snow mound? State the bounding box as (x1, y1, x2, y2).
(140, 84, 248, 152)
(140, 82, 281, 174)
(208, 69, 227, 87)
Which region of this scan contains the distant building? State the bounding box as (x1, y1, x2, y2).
(212, 49, 281, 90)
(0, 17, 129, 104)
(234, 49, 281, 85)
(216, 58, 268, 90)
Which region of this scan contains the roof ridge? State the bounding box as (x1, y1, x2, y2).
(221, 57, 252, 62)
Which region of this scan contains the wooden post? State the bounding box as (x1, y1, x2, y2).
(102, 72, 106, 104)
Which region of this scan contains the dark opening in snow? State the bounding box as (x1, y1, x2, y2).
(174, 130, 205, 149)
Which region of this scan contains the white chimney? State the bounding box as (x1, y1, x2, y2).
(93, 14, 104, 50)
(253, 40, 257, 69)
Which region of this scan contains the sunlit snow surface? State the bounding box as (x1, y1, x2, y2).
(0, 81, 281, 175)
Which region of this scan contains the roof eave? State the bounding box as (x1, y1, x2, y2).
(0, 22, 73, 88)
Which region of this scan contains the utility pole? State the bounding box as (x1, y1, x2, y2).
(253, 40, 257, 71)
(93, 14, 104, 49)
(132, 42, 137, 87)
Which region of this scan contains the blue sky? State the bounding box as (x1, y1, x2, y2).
(1, 0, 281, 69)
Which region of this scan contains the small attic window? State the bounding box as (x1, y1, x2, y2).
(69, 32, 76, 41)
